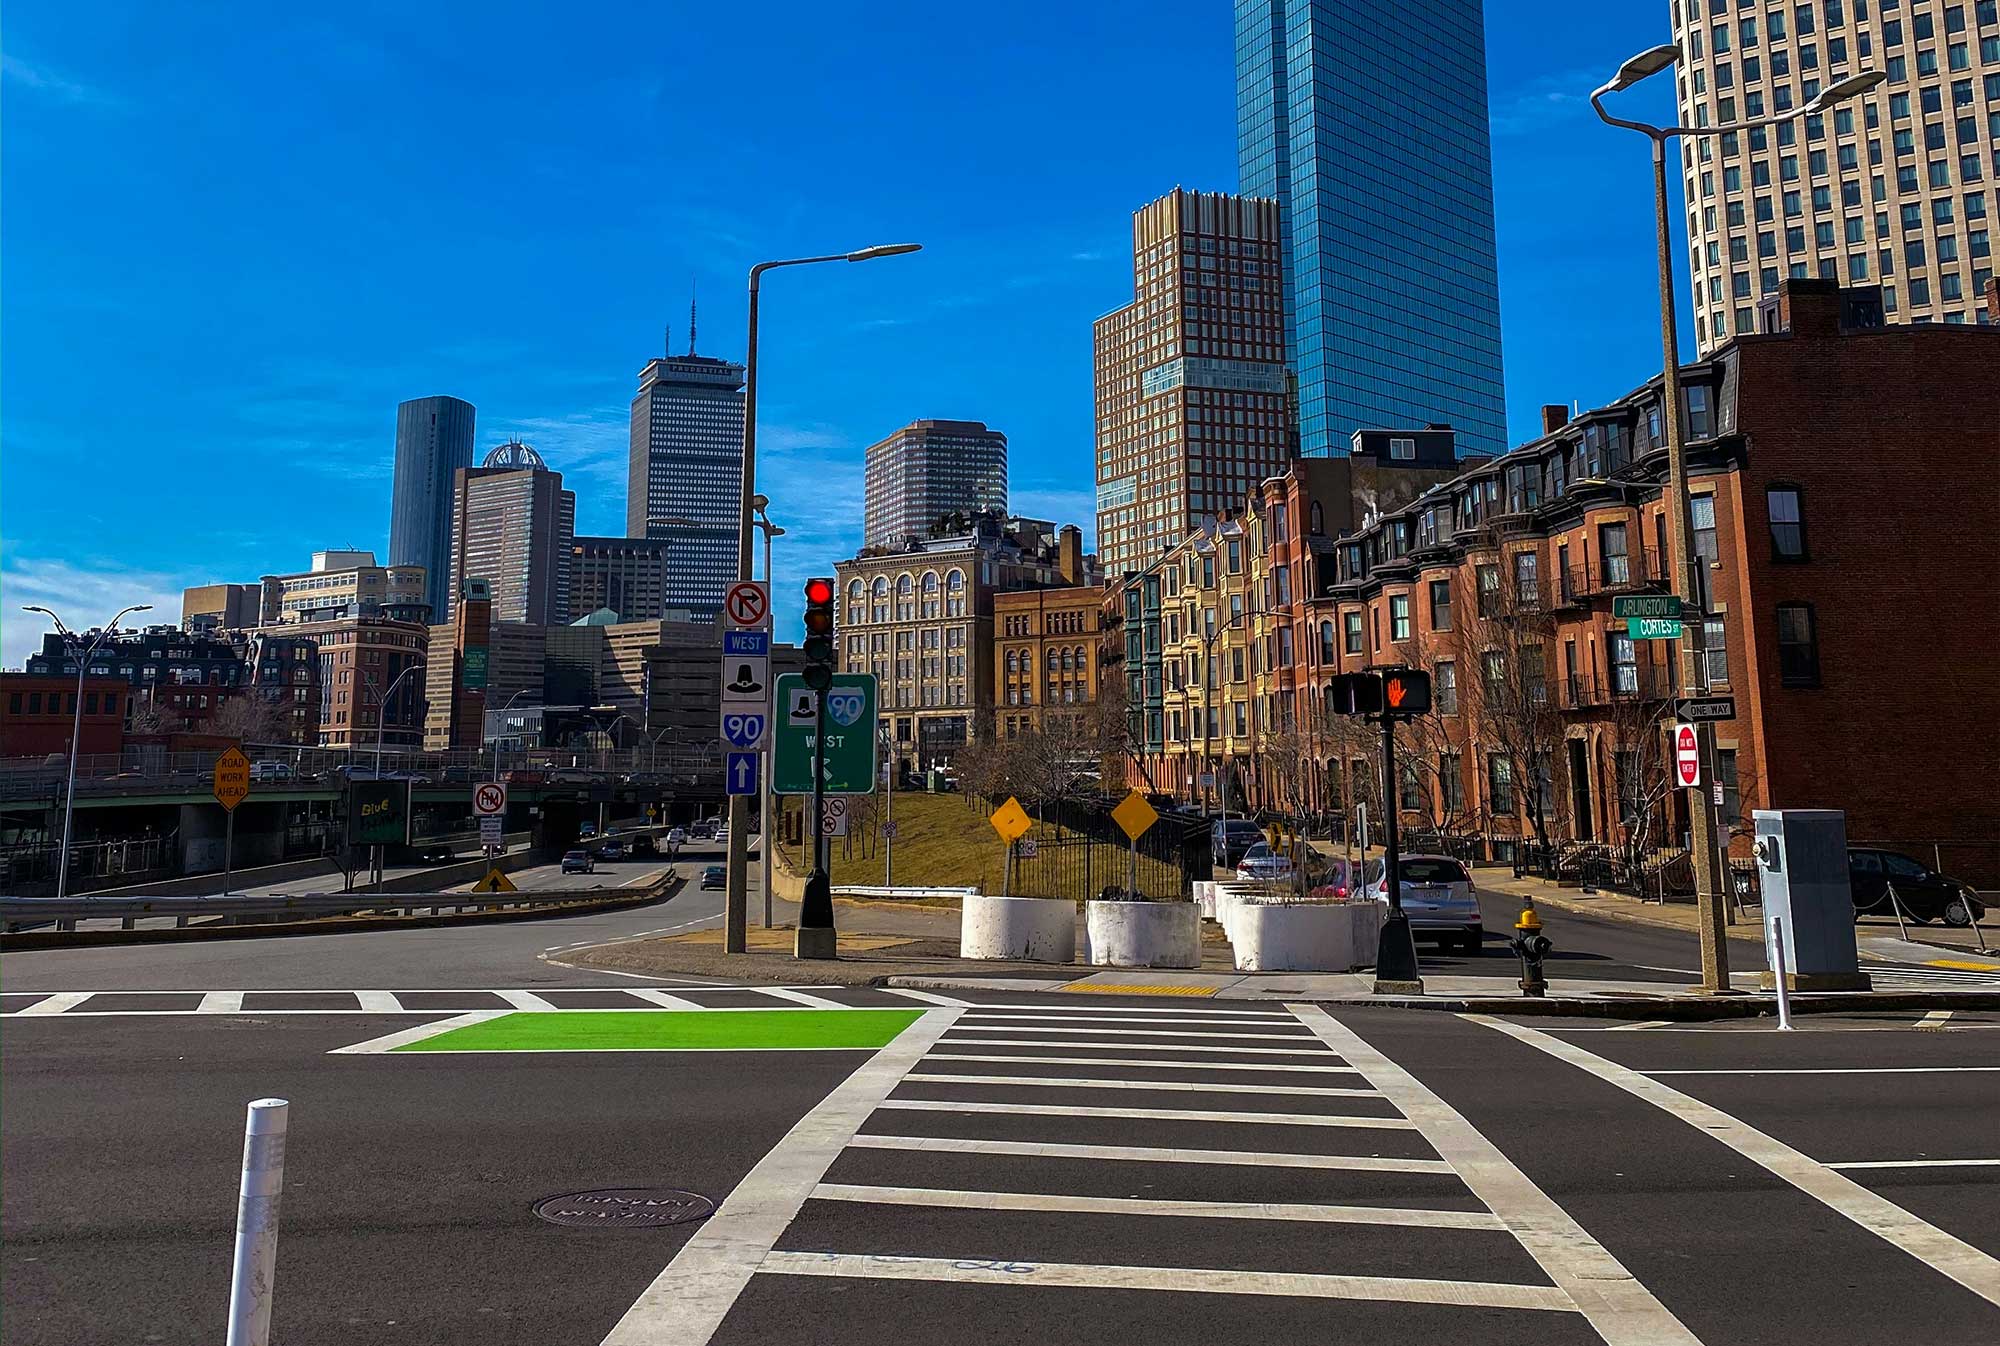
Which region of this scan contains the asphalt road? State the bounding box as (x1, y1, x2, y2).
(1468, 885, 1771, 986)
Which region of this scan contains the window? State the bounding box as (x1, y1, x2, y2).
(1389, 436, 1416, 460)
(1704, 616, 1730, 687)
(1487, 754, 1515, 814)
(1599, 523, 1631, 585)
(1482, 649, 1507, 701)
(1717, 748, 1742, 823)
(1343, 610, 1363, 654)
(1513, 551, 1539, 606)
(1435, 660, 1458, 715)
(1611, 633, 1639, 695)
(1428, 579, 1452, 632)
(1767, 485, 1807, 559)
(1389, 594, 1411, 641)
(1476, 564, 1500, 617)
(1777, 603, 1821, 685)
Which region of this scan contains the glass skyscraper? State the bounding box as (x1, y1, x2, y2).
(625, 352, 746, 623)
(389, 395, 476, 622)
(1236, 0, 1508, 459)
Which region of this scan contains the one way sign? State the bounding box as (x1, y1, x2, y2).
(725, 751, 759, 796)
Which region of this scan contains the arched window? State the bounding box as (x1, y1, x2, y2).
(871, 576, 890, 623)
(1061, 648, 1073, 671)
(1309, 501, 1325, 535)
(896, 573, 915, 620)
(945, 569, 966, 617)
(846, 579, 865, 624)
(920, 570, 940, 618)
(1319, 620, 1336, 664)
(1006, 651, 1017, 674)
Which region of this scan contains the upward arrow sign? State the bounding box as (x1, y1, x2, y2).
(734, 758, 752, 788)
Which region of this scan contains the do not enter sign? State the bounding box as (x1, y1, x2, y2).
(1673, 723, 1702, 788)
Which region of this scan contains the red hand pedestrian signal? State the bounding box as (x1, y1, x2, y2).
(1386, 678, 1406, 709)
(1379, 667, 1430, 717)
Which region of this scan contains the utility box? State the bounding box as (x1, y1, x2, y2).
(1752, 809, 1871, 991)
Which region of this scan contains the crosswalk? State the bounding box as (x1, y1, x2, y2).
(0, 985, 941, 1017)
(604, 1001, 1698, 1346)
(1864, 964, 2000, 989)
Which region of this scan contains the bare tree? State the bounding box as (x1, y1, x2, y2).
(212, 693, 291, 745)
(1449, 567, 1570, 865)
(126, 696, 185, 737)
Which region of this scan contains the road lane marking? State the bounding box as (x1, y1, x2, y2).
(626, 989, 705, 1010)
(807, 1182, 1506, 1228)
(354, 991, 403, 1013)
(1826, 1158, 2000, 1170)
(925, 1052, 1363, 1074)
(198, 991, 245, 1014)
(844, 1133, 1453, 1173)
(756, 1251, 1573, 1311)
(963, 1004, 1294, 1019)
(1608, 1020, 1674, 1031)
(871, 1098, 1415, 1130)
(330, 1011, 508, 1054)
(1648, 1066, 2000, 1075)
(902, 1072, 1378, 1098)
(944, 1023, 1315, 1041)
(1473, 1015, 2000, 1311)
(958, 1012, 1306, 1028)
(1299, 1007, 1702, 1346)
(756, 987, 846, 1008)
(878, 988, 972, 1008)
(496, 990, 557, 1010)
(936, 1037, 1335, 1057)
(15, 992, 93, 1016)
(1918, 1010, 1954, 1029)
(599, 1008, 961, 1346)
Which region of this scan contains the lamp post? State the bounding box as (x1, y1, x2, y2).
(1590, 50, 1884, 993)
(722, 241, 923, 954)
(21, 603, 153, 900)
(491, 688, 535, 783)
(362, 659, 425, 885)
(751, 493, 786, 928)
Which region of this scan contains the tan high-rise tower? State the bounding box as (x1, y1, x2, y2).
(1093, 189, 1293, 578)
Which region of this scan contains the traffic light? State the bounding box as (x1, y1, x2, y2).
(802, 577, 836, 690)
(1327, 672, 1382, 717)
(1381, 666, 1432, 717)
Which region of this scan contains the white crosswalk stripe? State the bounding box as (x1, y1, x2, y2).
(0, 986, 905, 1017)
(1865, 966, 2000, 988)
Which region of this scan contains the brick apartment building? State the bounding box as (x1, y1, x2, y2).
(1116, 280, 1998, 878)
(0, 675, 128, 759)
(993, 583, 1107, 740)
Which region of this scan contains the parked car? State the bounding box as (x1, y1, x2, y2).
(1363, 855, 1483, 953)
(560, 848, 594, 875)
(595, 840, 626, 862)
(1848, 848, 1985, 926)
(550, 768, 595, 786)
(700, 865, 726, 890)
(1235, 842, 1295, 882)
(249, 760, 293, 782)
(1212, 817, 1265, 870)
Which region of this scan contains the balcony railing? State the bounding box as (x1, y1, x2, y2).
(1567, 547, 1668, 600)
(1560, 663, 1676, 709)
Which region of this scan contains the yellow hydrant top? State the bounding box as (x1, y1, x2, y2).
(1515, 897, 1542, 932)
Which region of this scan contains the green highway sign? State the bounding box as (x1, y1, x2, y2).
(1627, 616, 1684, 640)
(1613, 595, 1691, 620)
(773, 672, 879, 795)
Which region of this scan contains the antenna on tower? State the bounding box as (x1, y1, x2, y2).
(663, 323, 671, 357)
(688, 280, 698, 355)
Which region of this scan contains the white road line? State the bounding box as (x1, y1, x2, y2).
(945, 1024, 1315, 1041)
(198, 991, 245, 1014)
(1648, 1065, 2000, 1076)
(878, 988, 973, 1008)
(1608, 1020, 1674, 1031)
(958, 1013, 1307, 1028)
(937, 1037, 1335, 1058)
(496, 990, 557, 1011)
(756, 987, 846, 1008)
(1298, 1007, 1701, 1346)
(626, 989, 706, 1010)
(354, 991, 403, 1013)
(872, 1097, 1415, 1130)
(757, 1251, 1574, 1312)
(1919, 1010, 1954, 1028)
(329, 1011, 508, 1054)
(902, 1072, 1378, 1098)
(1473, 1015, 2000, 1311)
(808, 1182, 1505, 1229)
(1826, 1158, 2000, 1170)
(845, 1133, 1454, 1174)
(598, 1008, 962, 1346)
(14, 992, 93, 1016)
(926, 1052, 1362, 1074)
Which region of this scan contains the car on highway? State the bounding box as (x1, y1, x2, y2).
(1212, 817, 1265, 871)
(549, 768, 595, 786)
(577, 822, 597, 839)
(700, 865, 726, 890)
(690, 821, 715, 840)
(249, 760, 293, 782)
(1235, 842, 1294, 882)
(1848, 848, 1986, 926)
(560, 848, 594, 875)
(666, 827, 688, 846)
(415, 842, 456, 864)
(713, 825, 730, 846)
(595, 840, 626, 862)
(1363, 855, 1483, 954)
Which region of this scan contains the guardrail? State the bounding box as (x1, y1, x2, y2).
(0, 887, 656, 934)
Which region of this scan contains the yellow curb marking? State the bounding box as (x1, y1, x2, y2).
(1059, 983, 1220, 997)
(1926, 959, 2000, 972)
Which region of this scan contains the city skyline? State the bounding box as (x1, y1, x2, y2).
(5, 1, 1689, 667)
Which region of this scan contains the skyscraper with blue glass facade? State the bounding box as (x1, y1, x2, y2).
(1236, 0, 1508, 459)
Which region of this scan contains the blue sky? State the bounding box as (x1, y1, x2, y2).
(2, 0, 1684, 661)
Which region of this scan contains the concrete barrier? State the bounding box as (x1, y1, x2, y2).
(1084, 899, 1200, 969)
(960, 893, 1076, 963)
(1232, 900, 1384, 972)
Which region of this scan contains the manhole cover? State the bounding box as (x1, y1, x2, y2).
(533, 1188, 714, 1230)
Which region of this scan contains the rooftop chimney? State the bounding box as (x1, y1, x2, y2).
(1778, 277, 1842, 337)
(1539, 404, 1569, 435)
(1057, 524, 1084, 587)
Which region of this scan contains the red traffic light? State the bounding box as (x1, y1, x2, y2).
(803, 577, 835, 605)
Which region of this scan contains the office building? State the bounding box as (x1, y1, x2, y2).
(1094, 189, 1294, 577)
(447, 441, 576, 626)
(1235, 0, 1507, 457)
(863, 419, 1009, 546)
(626, 344, 747, 623)
(181, 584, 258, 634)
(389, 395, 476, 622)
(258, 551, 429, 626)
(281, 613, 428, 749)
(572, 536, 673, 623)
(1672, 0, 2000, 348)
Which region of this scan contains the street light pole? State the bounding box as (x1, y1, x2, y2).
(21, 603, 153, 900)
(364, 660, 425, 886)
(723, 242, 922, 953)
(1591, 51, 1884, 994)
(491, 688, 534, 783)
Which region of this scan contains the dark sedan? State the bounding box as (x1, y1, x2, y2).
(1849, 848, 1985, 927)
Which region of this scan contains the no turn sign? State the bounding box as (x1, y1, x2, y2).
(1673, 723, 1702, 788)
(724, 581, 771, 629)
(474, 782, 509, 816)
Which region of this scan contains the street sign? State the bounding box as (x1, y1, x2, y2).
(724, 581, 771, 629)
(1198, 772, 1215, 790)
(470, 866, 517, 893)
(1673, 722, 1702, 788)
(473, 782, 508, 817)
(1019, 838, 1039, 859)
(723, 629, 770, 657)
(721, 712, 768, 749)
(1627, 616, 1684, 640)
(1712, 783, 1725, 807)
(213, 748, 251, 812)
(1111, 789, 1159, 842)
(882, 820, 898, 840)
(1677, 696, 1737, 722)
(821, 798, 849, 837)
(1613, 595, 1693, 620)
(772, 672, 879, 795)
(349, 780, 411, 845)
(989, 796, 1032, 843)
(720, 656, 770, 706)
(725, 751, 760, 796)
(479, 815, 504, 846)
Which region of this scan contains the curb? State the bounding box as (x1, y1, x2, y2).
(1490, 885, 1765, 944)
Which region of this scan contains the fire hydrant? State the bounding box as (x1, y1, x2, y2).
(1509, 897, 1552, 997)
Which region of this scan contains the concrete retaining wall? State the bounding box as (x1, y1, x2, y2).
(960, 894, 1076, 963)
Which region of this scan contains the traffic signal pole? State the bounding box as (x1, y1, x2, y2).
(795, 576, 840, 960)
(1372, 706, 1423, 994)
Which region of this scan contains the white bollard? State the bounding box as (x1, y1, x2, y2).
(226, 1098, 289, 1346)
(1771, 915, 1794, 1032)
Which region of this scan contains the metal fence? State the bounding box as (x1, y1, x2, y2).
(0, 835, 177, 890)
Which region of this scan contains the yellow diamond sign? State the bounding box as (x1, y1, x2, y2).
(1111, 789, 1159, 842)
(989, 796, 1032, 843)
(470, 867, 517, 893)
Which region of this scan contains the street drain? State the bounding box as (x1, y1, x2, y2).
(533, 1188, 714, 1230)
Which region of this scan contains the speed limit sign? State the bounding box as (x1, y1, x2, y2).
(474, 782, 508, 816)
